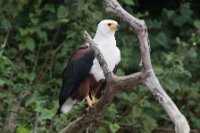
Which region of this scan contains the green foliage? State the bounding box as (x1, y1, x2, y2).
(0, 0, 199, 132)
(121, 0, 135, 6)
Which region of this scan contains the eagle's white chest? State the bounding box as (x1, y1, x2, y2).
(90, 38, 121, 81)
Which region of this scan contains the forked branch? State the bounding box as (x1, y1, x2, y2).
(60, 0, 190, 132)
(105, 0, 190, 132)
(60, 31, 143, 133)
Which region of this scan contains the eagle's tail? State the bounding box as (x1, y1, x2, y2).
(56, 98, 75, 116)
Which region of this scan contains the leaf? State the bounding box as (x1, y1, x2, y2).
(166, 80, 180, 93)
(25, 37, 35, 52)
(30, 18, 39, 25)
(133, 106, 142, 117)
(106, 103, 118, 121)
(194, 20, 200, 29)
(116, 68, 125, 76)
(193, 118, 200, 128)
(17, 0, 29, 5)
(25, 91, 38, 107)
(109, 123, 120, 133)
(19, 28, 29, 36)
(57, 5, 68, 18)
(44, 4, 55, 12)
(154, 66, 164, 75)
(122, 0, 135, 6)
(16, 127, 31, 133)
(96, 127, 107, 133)
(173, 3, 193, 27)
(57, 18, 69, 24)
(1, 19, 11, 32)
(142, 115, 157, 133)
(0, 79, 5, 86)
(41, 20, 58, 29)
(164, 9, 175, 18)
(155, 32, 169, 47)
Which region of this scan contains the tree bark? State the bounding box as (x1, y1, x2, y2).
(60, 0, 190, 132)
(4, 91, 30, 132)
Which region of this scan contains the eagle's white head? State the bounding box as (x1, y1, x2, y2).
(93, 19, 120, 46)
(96, 19, 120, 35)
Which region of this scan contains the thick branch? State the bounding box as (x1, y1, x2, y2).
(105, 0, 152, 70)
(60, 0, 190, 132)
(104, 0, 190, 132)
(60, 85, 116, 133)
(115, 72, 143, 90)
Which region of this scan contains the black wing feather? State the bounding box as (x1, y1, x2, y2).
(57, 45, 94, 114)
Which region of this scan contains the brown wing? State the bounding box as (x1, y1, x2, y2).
(57, 45, 95, 114)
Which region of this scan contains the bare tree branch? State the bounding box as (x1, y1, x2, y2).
(4, 91, 30, 132)
(115, 72, 143, 90)
(105, 0, 190, 133)
(33, 112, 39, 133)
(60, 0, 190, 132)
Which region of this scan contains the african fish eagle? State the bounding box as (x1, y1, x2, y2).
(56, 19, 121, 114)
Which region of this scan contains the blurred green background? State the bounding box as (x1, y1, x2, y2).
(0, 0, 200, 132)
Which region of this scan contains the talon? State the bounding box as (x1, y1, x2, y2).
(86, 95, 94, 108)
(86, 95, 97, 108)
(91, 95, 96, 103)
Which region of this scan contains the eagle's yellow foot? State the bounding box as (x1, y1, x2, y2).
(91, 95, 97, 104)
(86, 96, 94, 108)
(86, 95, 97, 108)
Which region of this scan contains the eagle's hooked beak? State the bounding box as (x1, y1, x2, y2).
(108, 23, 120, 31)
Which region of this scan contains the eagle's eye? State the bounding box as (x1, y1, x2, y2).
(108, 23, 112, 26)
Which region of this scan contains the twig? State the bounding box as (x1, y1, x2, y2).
(4, 91, 30, 132)
(33, 112, 39, 133)
(0, 32, 9, 58)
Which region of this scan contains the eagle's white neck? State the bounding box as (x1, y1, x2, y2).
(90, 30, 121, 81)
(93, 30, 116, 47)
(94, 29, 115, 38)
